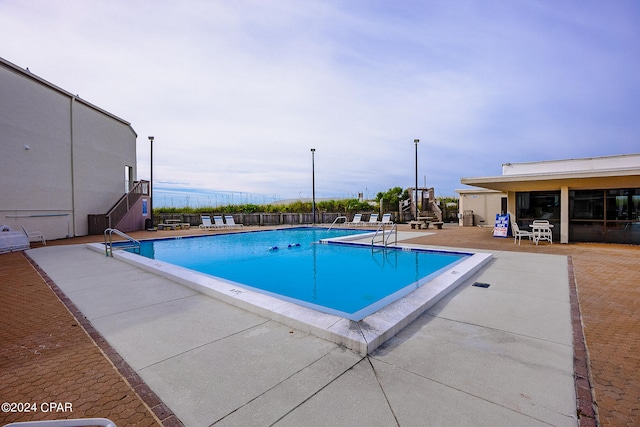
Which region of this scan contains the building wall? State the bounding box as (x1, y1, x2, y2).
(71, 100, 137, 236)
(502, 154, 640, 176)
(0, 58, 137, 240)
(461, 154, 640, 243)
(457, 189, 506, 227)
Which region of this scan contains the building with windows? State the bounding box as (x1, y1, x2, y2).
(458, 154, 640, 244)
(0, 57, 147, 241)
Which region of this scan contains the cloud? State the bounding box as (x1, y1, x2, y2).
(2, 0, 639, 201)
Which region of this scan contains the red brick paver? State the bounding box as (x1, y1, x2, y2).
(0, 251, 171, 426)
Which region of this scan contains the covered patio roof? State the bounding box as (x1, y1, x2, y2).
(461, 167, 640, 192)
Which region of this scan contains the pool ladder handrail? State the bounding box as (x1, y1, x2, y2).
(328, 215, 348, 230)
(372, 222, 397, 247)
(104, 228, 140, 257)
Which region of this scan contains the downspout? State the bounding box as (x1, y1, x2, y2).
(70, 96, 76, 237)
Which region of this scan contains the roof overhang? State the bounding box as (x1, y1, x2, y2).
(460, 168, 640, 192)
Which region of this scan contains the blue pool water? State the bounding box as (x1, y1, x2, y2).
(130, 228, 468, 320)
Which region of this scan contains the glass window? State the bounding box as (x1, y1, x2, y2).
(606, 189, 640, 221)
(570, 190, 604, 220)
(125, 165, 133, 192)
(569, 188, 640, 244)
(516, 191, 560, 220)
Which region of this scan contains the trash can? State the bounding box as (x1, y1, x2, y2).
(145, 218, 153, 230)
(463, 210, 474, 227)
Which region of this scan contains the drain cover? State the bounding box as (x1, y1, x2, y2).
(472, 282, 490, 288)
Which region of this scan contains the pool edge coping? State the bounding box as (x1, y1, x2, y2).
(87, 242, 492, 355)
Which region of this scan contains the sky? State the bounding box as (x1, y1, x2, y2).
(2, 0, 639, 205)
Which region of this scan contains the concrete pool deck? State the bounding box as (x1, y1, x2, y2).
(87, 231, 492, 355)
(3, 226, 582, 426)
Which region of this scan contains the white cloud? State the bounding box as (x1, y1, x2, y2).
(2, 0, 639, 201)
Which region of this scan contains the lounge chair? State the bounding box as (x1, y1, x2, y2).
(213, 215, 230, 228)
(346, 213, 363, 227)
(199, 215, 215, 229)
(364, 213, 379, 226)
(511, 221, 533, 245)
(380, 213, 392, 224)
(21, 225, 46, 245)
(224, 215, 243, 228)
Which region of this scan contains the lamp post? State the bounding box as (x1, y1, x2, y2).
(311, 148, 316, 224)
(414, 139, 419, 220)
(148, 136, 154, 226)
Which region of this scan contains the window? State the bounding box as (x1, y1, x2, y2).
(516, 191, 560, 221)
(569, 189, 640, 244)
(516, 191, 560, 241)
(570, 190, 603, 220)
(124, 165, 133, 192)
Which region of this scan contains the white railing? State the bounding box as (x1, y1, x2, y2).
(327, 216, 347, 230)
(371, 222, 397, 247)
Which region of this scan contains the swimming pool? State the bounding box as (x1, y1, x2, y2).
(129, 227, 468, 321)
(98, 227, 492, 354)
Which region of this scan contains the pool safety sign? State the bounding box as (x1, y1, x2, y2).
(493, 213, 510, 237)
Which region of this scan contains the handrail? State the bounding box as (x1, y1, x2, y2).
(371, 222, 397, 247)
(105, 180, 149, 229)
(104, 228, 140, 257)
(385, 223, 398, 246)
(328, 216, 347, 230)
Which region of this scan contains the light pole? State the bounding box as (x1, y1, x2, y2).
(148, 136, 154, 226)
(311, 148, 316, 224)
(414, 139, 419, 220)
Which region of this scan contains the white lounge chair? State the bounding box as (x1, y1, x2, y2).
(213, 215, 230, 228)
(224, 215, 243, 228)
(199, 215, 215, 229)
(365, 213, 379, 226)
(380, 213, 392, 224)
(346, 213, 363, 227)
(21, 225, 46, 245)
(511, 221, 533, 245)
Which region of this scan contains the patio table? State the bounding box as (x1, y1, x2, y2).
(530, 223, 554, 245)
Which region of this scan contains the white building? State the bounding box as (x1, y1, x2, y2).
(458, 154, 640, 244)
(0, 57, 148, 241)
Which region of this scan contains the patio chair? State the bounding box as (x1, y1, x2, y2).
(365, 213, 379, 226)
(198, 215, 215, 229)
(21, 225, 46, 245)
(213, 215, 230, 228)
(380, 213, 393, 224)
(346, 213, 363, 227)
(511, 221, 533, 245)
(224, 215, 243, 228)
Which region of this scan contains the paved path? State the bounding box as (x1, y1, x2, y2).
(1, 225, 638, 425)
(0, 251, 166, 426)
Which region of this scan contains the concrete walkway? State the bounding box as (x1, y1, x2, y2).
(22, 237, 577, 426)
